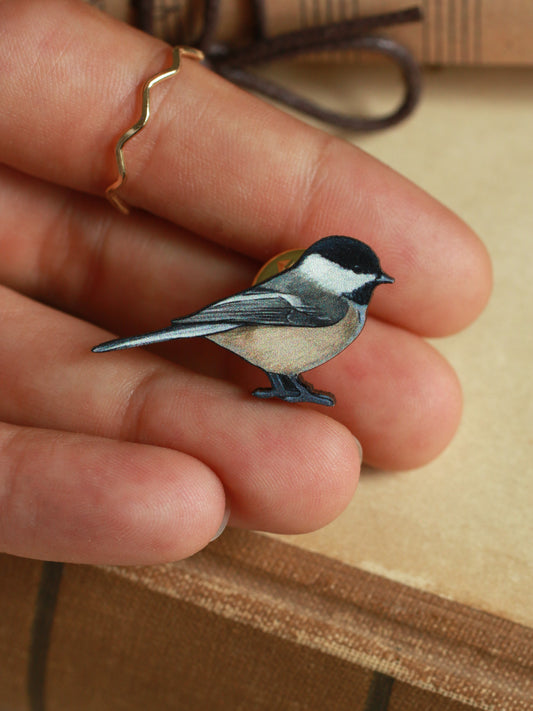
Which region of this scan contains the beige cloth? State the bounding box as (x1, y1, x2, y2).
(273, 63, 533, 628)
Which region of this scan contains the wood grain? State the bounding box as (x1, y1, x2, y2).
(1, 529, 531, 710)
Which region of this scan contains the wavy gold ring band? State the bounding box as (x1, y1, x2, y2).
(106, 46, 204, 215)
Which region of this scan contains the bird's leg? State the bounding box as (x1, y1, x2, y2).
(253, 373, 336, 407)
(284, 375, 336, 406)
(253, 372, 299, 400)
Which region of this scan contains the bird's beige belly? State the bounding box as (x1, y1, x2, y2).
(207, 307, 361, 374)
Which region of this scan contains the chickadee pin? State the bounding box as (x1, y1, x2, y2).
(93, 236, 394, 406)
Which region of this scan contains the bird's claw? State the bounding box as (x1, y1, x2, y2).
(282, 390, 335, 406)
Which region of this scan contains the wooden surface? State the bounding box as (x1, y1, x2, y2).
(1, 531, 532, 711)
(268, 64, 533, 628)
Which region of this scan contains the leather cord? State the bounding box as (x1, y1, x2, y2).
(136, 0, 423, 131)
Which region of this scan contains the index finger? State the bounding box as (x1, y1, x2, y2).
(0, 0, 491, 336)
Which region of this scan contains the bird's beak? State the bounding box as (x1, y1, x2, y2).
(378, 272, 394, 284)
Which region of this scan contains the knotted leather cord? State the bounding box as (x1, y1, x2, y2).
(134, 0, 423, 131)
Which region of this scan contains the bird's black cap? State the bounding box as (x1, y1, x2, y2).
(301, 235, 382, 275)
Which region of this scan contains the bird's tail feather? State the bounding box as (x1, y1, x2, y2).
(92, 322, 236, 353)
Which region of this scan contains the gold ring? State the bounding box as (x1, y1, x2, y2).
(106, 46, 204, 215)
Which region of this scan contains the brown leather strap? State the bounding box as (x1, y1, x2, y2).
(135, 0, 423, 131)
(203, 1, 423, 131)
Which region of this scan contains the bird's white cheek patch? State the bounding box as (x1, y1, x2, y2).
(300, 255, 374, 293)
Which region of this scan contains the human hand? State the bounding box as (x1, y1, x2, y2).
(0, 0, 491, 564)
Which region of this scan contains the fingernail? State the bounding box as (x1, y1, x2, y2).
(354, 437, 363, 463)
(210, 506, 231, 542)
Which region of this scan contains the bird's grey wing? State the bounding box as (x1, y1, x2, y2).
(92, 288, 346, 353)
(173, 288, 346, 328)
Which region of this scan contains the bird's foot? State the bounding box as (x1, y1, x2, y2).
(283, 383, 336, 406)
(253, 374, 336, 407)
(253, 386, 294, 400)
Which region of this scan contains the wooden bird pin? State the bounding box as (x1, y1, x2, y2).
(93, 236, 394, 406)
